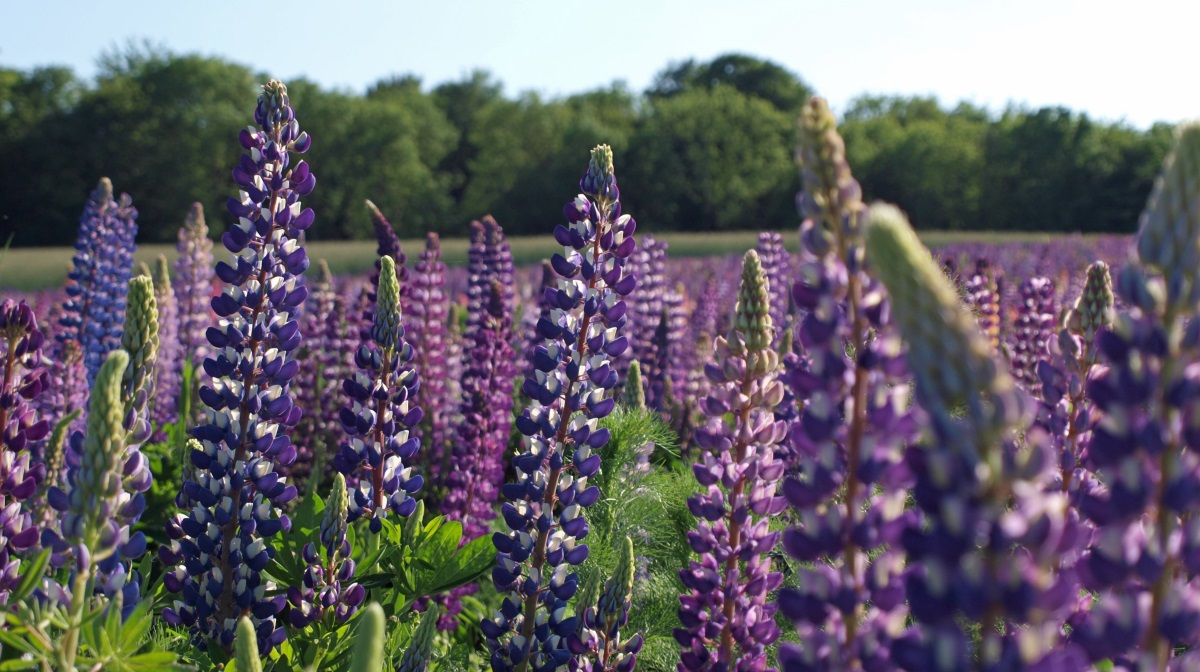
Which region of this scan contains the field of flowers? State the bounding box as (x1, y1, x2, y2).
(0, 79, 1193, 671)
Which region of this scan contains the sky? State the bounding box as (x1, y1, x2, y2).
(2, 0, 1196, 129)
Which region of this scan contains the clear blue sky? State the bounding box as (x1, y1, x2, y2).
(2, 0, 1194, 129)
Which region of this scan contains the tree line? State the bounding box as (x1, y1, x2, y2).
(0, 47, 1175, 247)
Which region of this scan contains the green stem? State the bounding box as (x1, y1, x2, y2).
(59, 568, 92, 670)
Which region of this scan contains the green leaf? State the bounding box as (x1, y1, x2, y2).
(10, 550, 50, 603)
(423, 536, 496, 595)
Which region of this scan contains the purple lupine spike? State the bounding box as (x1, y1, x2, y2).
(1067, 125, 1200, 668)
(408, 233, 451, 489)
(462, 216, 514, 338)
(568, 537, 642, 672)
(0, 300, 49, 601)
(482, 215, 515, 323)
(43, 275, 158, 614)
(151, 256, 182, 441)
(755, 231, 791, 345)
(441, 278, 516, 630)
(1009, 276, 1057, 392)
(158, 80, 312, 654)
(35, 340, 86, 444)
(291, 260, 339, 488)
(175, 202, 215, 367)
(1041, 261, 1113, 495)
(59, 177, 138, 389)
(286, 473, 364, 627)
(625, 235, 667, 395)
(676, 250, 788, 671)
(365, 200, 408, 299)
(777, 99, 920, 671)
(963, 258, 1002, 353)
(483, 145, 635, 671)
(330, 255, 422, 532)
(867, 205, 1085, 671)
(520, 260, 558, 379)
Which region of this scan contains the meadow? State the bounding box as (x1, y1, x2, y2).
(0, 230, 1106, 291)
(0, 80, 1192, 672)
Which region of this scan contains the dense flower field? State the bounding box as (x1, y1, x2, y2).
(0, 79, 1194, 671)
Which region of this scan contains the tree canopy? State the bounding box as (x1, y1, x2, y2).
(0, 47, 1171, 246)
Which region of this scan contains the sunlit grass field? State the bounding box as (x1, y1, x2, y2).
(0, 229, 1102, 291)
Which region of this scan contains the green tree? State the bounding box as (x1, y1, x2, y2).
(648, 53, 811, 114)
(626, 86, 796, 232)
(842, 96, 988, 230)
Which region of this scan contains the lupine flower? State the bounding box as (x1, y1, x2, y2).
(35, 340, 86, 442)
(626, 235, 667, 395)
(44, 276, 158, 609)
(398, 606, 441, 672)
(159, 80, 312, 653)
(1009, 276, 1057, 391)
(441, 279, 516, 629)
(778, 98, 919, 672)
(175, 202, 215, 367)
(521, 260, 558, 379)
(287, 473, 365, 627)
(1067, 123, 1200, 668)
(483, 145, 636, 671)
(364, 199, 409, 315)
(867, 204, 1085, 671)
(151, 255, 182, 440)
(1037, 261, 1112, 494)
(569, 537, 643, 672)
(621, 360, 646, 410)
(332, 255, 423, 531)
(409, 233, 451, 489)
(292, 260, 340, 485)
(0, 300, 49, 601)
(676, 250, 788, 671)
(963, 259, 1003, 353)
(59, 177, 138, 388)
(49, 350, 129, 589)
(755, 231, 791, 345)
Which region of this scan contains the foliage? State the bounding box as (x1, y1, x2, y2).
(0, 48, 1171, 246)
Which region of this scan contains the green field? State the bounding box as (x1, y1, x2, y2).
(0, 229, 1097, 291)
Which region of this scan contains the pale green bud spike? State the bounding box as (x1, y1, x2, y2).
(397, 605, 439, 672)
(153, 254, 172, 293)
(121, 276, 160, 412)
(447, 303, 464, 336)
(136, 261, 152, 278)
(622, 360, 646, 410)
(261, 79, 289, 109)
(365, 199, 385, 225)
(234, 616, 263, 672)
(348, 603, 387, 672)
(865, 203, 1026, 449)
(374, 255, 403, 350)
(779, 323, 794, 357)
(598, 536, 636, 631)
(1136, 122, 1200, 311)
(734, 249, 775, 354)
(77, 351, 129, 557)
(185, 202, 208, 238)
(321, 473, 350, 561)
(92, 177, 114, 207)
(797, 97, 862, 242)
(589, 144, 615, 185)
(1067, 260, 1114, 345)
(317, 258, 334, 287)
